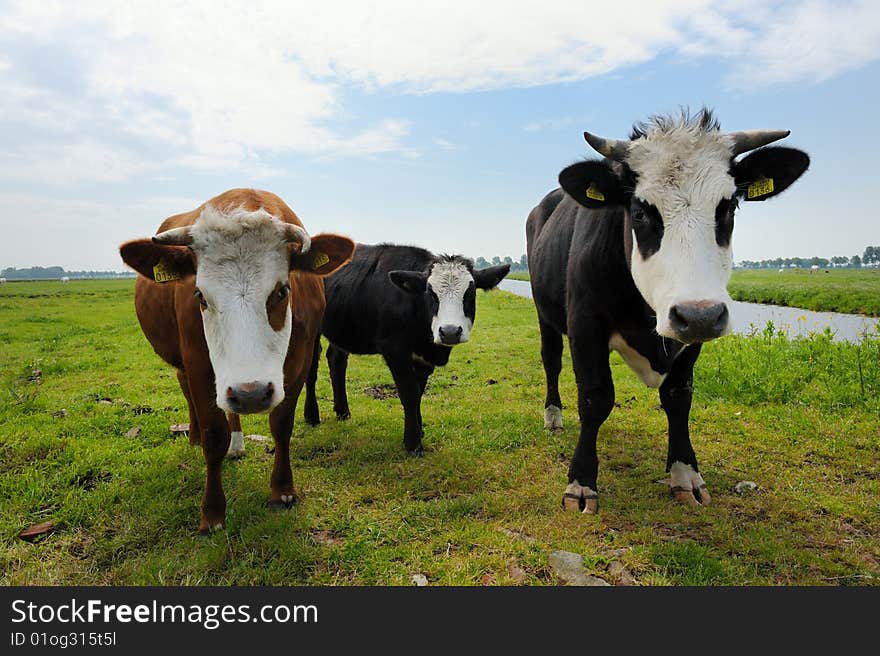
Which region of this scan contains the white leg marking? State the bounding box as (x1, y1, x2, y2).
(226, 431, 245, 459)
(544, 405, 563, 430)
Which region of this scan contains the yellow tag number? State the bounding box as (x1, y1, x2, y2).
(153, 260, 181, 283)
(312, 251, 330, 270)
(747, 177, 774, 199)
(586, 184, 605, 202)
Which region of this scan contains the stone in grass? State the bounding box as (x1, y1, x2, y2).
(549, 550, 610, 586)
(52, 409, 67, 418)
(19, 520, 55, 542)
(608, 560, 637, 586)
(507, 559, 528, 584)
(734, 481, 759, 495)
(170, 423, 190, 435)
(125, 426, 142, 439)
(411, 574, 429, 586)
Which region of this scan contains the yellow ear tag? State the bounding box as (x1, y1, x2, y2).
(312, 251, 330, 270)
(747, 177, 774, 199)
(586, 184, 605, 202)
(152, 259, 181, 283)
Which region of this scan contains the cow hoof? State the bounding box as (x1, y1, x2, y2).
(335, 412, 351, 421)
(407, 445, 424, 457)
(544, 405, 563, 431)
(226, 431, 246, 459)
(671, 485, 711, 506)
(304, 415, 320, 427)
(666, 462, 711, 507)
(561, 480, 598, 514)
(197, 521, 225, 535)
(269, 494, 297, 510)
(226, 446, 245, 459)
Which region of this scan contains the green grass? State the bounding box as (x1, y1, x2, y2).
(505, 272, 530, 282)
(1, 280, 878, 586)
(508, 268, 880, 316)
(727, 269, 880, 316)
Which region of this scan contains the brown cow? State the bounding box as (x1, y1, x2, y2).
(120, 189, 354, 533)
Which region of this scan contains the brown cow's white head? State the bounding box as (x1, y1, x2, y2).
(559, 109, 810, 344)
(121, 203, 354, 414)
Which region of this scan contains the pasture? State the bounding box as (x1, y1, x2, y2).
(1, 280, 878, 585)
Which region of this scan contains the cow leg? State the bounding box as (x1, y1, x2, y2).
(326, 343, 351, 420)
(226, 412, 245, 459)
(659, 343, 711, 507)
(412, 357, 434, 412)
(539, 318, 564, 431)
(176, 369, 200, 446)
(563, 321, 614, 514)
(184, 372, 230, 533)
(303, 338, 322, 426)
(383, 352, 424, 456)
(268, 393, 297, 509)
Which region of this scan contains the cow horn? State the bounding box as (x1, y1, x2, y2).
(282, 223, 311, 253)
(728, 129, 790, 156)
(583, 132, 630, 161)
(152, 226, 193, 246)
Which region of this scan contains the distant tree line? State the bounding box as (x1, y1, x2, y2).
(737, 246, 879, 270)
(474, 255, 528, 272)
(1, 266, 135, 280)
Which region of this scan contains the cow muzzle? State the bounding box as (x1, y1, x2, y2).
(437, 324, 465, 345)
(225, 381, 276, 414)
(668, 301, 729, 344)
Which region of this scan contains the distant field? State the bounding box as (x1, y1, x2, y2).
(1, 280, 878, 585)
(507, 269, 880, 316)
(728, 269, 880, 316)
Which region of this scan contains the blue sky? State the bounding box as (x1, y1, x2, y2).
(1, 0, 878, 270)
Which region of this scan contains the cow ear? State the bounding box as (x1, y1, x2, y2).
(389, 270, 427, 294)
(735, 147, 810, 202)
(473, 264, 509, 290)
(290, 233, 355, 276)
(559, 160, 623, 209)
(119, 239, 195, 282)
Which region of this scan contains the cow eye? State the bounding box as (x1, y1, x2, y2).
(276, 284, 290, 301)
(194, 288, 207, 309)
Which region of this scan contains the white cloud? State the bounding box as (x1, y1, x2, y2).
(0, 0, 877, 187)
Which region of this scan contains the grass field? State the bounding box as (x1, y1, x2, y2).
(507, 268, 880, 316)
(727, 269, 880, 316)
(1, 279, 879, 585)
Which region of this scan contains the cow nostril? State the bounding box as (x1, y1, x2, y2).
(226, 387, 238, 404)
(455, 326, 463, 337)
(713, 304, 729, 331)
(263, 382, 274, 401)
(669, 305, 689, 332)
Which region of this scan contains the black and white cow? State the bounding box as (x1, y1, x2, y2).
(527, 109, 809, 513)
(303, 243, 509, 455)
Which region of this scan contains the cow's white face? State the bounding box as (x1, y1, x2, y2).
(625, 128, 735, 341)
(427, 260, 476, 345)
(188, 206, 293, 413)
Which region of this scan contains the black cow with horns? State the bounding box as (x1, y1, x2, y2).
(303, 243, 509, 455)
(526, 109, 809, 513)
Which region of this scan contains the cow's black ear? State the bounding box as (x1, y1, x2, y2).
(735, 147, 810, 202)
(559, 160, 623, 209)
(389, 270, 427, 294)
(473, 264, 509, 290)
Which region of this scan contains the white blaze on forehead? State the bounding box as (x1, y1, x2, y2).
(189, 204, 293, 412)
(625, 126, 734, 338)
(427, 259, 474, 344)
